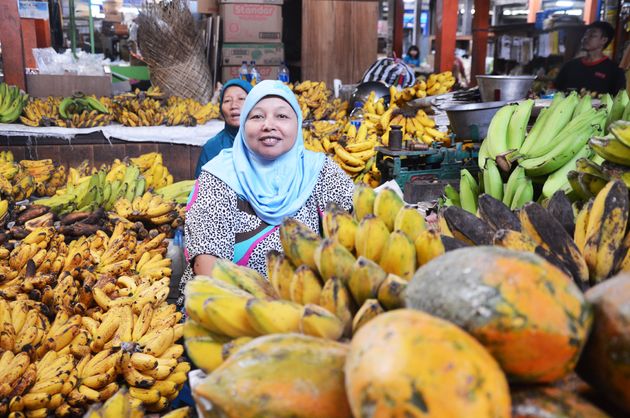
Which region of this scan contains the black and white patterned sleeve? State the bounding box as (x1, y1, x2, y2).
(316, 157, 355, 212)
(184, 172, 237, 263)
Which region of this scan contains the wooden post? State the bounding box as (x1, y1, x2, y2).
(434, 0, 458, 73)
(393, 0, 404, 58)
(470, 0, 490, 86)
(583, 0, 598, 24)
(528, 0, 542, 24)
(0, 0, 26, 89)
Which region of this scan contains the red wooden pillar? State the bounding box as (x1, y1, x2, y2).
(583, 0, 598, 24)
(21, 19, 38, 69)
(434, 0, 458, 73)
(470, 0, 489, 86)
(393, 0, 404, 58)
(0, 0, 26, 89)
(528, 0, 542, 23)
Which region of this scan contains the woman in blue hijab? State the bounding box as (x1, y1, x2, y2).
(178, 80, 354, 306)
(194, 79, 252, 177)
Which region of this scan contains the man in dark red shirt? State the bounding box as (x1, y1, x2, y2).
(554, 21, 626, 95)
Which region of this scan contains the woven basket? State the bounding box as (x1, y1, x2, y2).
(137, 0, 213, 103)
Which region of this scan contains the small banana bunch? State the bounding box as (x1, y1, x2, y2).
(130, 152, 174, 189)
(112, 94, 166, 127)
(292, 80, 348, 121)
(590, 120, 630, 170)
(114, 191, 179, 226)
(0, 199, 8, 227)
(10, 170, 36, 202)
(167, 96, 220, 125)
(164, 100, 197, 127)
(20, 96, 62, 127)
(84, 387, 191, 418)
(58, 94, 113, 128)
(0, 82, 29, 124)
(19, 159, 67, 197)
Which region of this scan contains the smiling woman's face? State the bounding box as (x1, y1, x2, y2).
(244, 96, 298, 160)
(221, 86, 248, 127)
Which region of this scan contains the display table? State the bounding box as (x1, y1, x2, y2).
(0, 121, 225, 181)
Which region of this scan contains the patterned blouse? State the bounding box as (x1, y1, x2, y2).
(177, 157, 354, 307)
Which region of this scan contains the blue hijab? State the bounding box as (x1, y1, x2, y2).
(201, 80, 325, 225)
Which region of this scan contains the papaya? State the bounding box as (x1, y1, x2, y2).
(576, 273, 630, 413)
(405, 246, 592, 383)
(194, 333, 351, 418)
(511, 386, 610, 418)
(345, 309, 511, 418)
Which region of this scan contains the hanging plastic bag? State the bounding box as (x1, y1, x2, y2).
(361, 57, 416, 88)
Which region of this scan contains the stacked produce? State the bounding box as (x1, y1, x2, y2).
(439, 179, 630, 288)
(0, 222, 189, 416)
(389, 70, 456, 107)
(165, 96, 221, 126)
(445, 92, 607, 213)
(127, 152, 174, 190)
(292, 80, 349, 121)
(183, 186, 451, 373)
(0, 82, 29, 124)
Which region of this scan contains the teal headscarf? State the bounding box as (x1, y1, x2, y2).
(201, 80, 326, 225)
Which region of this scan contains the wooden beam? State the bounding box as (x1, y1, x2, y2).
(21, 19, 38, 69)
(434, 0, 458, 73)
(583, 0, 598, 24)
(393, 0, 404, 58)
(528, 0, 542, 24)
(0, 0, 26, 89)
(470, 0, 490, 86)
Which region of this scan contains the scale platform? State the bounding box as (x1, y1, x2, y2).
(376, 142, 480, 202)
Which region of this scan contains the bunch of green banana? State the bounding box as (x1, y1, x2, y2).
(155, 180, 196, 204)
(0, 82, 29, 123)
(455, 169, 479, 213)
(58, 94, 112, 128)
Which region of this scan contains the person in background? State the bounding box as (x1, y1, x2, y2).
(554, 21, 626, 95)
(194, 79, 252, 177)
(403, 45, 420, 67)
(179, 80, 354, 307)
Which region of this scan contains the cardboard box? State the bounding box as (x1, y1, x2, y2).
(197, 0, 218, 14)
(222, 65, 279, 82)
(222, 43, 284, 66)
(26, 73, 112, 98)
(220, 4, 282, 43)
(220, 0, 283, 4)
(104, 12, 123, 22)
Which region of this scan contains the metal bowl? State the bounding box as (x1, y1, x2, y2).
(349, 81, 391, 106)
(444, 100, 509, 142)
(476, 75, 536, 102)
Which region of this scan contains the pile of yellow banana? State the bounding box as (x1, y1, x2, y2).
(390, 71, 456, 107)
(84, 388, 191, 418)
(182, 186, 448, 374)
(0, 223, 189, 416)
(378, 107, 448, 146)
(19, 97, 62, 127)
(292, 80, 349, 121)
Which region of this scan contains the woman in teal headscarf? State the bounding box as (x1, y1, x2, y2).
(178, 80, 354, 307)
(194, 79, 252, 177)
